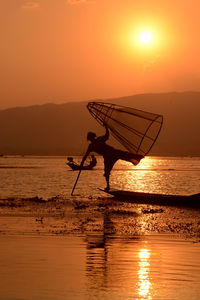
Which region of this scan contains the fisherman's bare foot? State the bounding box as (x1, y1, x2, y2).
(131, 154, 144, 165)
(104, 186, 110, 192)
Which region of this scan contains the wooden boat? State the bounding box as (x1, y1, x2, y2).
(67, 162, 95, 170)
(100, 189, 200, 208)
(67, 155, 97, 171)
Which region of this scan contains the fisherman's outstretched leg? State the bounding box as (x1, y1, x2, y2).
(129, 154, 144, 165)
(117, 150, 144, 166)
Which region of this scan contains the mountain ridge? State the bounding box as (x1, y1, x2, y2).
(0, 91, 199, 156)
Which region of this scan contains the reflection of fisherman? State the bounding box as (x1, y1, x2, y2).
(80, 126, 144, 191)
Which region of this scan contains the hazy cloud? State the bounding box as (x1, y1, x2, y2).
(67, 0, 94, 4)
(21, 1, 40, 9)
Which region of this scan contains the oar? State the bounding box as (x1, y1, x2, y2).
(71, 168, 82, 196)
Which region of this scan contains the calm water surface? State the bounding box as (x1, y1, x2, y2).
(0, 234, 200, 300)
(0, 156, 199, 198)
(0, 156, 200, 299)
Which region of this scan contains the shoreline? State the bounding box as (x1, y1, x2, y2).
(0, 195, 200, 241)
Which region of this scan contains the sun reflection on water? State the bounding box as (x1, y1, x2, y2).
(112, 156, 191, 194)
(137, 248, 152, 299)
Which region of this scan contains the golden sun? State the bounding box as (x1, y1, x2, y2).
(122, 24, 164, 57)
(138, 31, 152, 45)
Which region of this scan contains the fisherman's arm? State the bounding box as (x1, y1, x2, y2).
(80, 145, 91, 167)
(101, 126, 109, 142)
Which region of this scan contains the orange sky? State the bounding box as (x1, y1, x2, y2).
(0, 0, 200, 109)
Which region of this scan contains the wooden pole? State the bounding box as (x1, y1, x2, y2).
(71, 168, 82, 196)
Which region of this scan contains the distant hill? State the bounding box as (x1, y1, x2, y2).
(0, 91, 199, 156)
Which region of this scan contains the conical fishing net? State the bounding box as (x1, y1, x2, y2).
(87, 102, 163, 156)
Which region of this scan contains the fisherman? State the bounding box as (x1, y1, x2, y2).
(67, 156, 77, 168)
(67, 157, 74, 163)
(80, 126, 144, 191)
(88, 154, 97, 168)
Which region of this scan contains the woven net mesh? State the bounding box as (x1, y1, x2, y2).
(87, 102, 163, 156)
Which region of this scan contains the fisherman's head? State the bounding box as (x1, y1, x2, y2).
(87, 132, 96, 141)
(67, 157, 73, 162)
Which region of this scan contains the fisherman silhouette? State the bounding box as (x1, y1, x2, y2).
(80, 126, 144, 191)
(88, 154, 97, 168)
(67, 157, 74, 163)
(67, 156, 79, 166)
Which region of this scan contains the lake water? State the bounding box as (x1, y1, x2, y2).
(0, 156, 200, 300)
(1, 234, 200, 300)
(0, 156, 199, 198)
